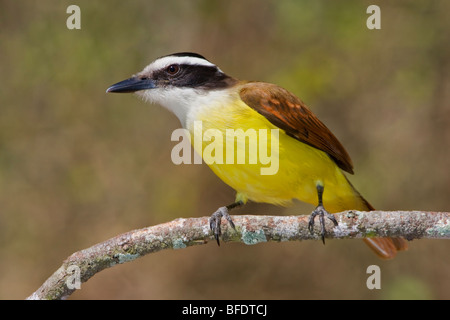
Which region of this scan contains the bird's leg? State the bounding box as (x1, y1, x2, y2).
(209, 201, 244, 246)
(307, 184, 338, 244)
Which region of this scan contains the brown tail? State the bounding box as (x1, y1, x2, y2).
(358, 193, 408, 259)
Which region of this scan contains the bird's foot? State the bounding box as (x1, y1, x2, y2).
(307, 205, 338, 244)
(209, 206, 236, 246)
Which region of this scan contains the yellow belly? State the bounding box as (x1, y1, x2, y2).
(188, 97, 364, 211)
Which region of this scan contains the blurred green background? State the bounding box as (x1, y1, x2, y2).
(1, 0, 449, 300)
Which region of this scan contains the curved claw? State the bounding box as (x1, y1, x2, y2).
(308, 205, 338, 244)
(209, 206, 236, 246)
(209, 212, 222, 246)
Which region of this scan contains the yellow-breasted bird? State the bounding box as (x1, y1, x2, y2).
(107, 52, 408, 259)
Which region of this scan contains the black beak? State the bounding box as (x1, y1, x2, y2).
(106, 77, 156, 93)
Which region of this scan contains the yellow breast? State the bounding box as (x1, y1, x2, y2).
(186, 93, 359, 210)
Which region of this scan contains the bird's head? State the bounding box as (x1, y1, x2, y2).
(107, 52, 237, 125)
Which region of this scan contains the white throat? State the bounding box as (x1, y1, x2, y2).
(136, 87, 235, 128)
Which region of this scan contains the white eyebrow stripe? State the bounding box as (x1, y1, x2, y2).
(142, 56, 219, 74)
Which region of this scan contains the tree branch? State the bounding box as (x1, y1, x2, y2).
(26, 210, 449, 300)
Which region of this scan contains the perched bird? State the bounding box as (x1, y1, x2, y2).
(107, 52, 408, 259)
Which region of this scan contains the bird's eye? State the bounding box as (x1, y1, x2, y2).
(166, 64, 180, 75)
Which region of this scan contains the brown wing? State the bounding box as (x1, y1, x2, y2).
(239, 82, 354, 174)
